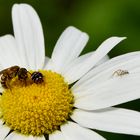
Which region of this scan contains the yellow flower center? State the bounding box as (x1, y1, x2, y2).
(0, 70, 74, 136)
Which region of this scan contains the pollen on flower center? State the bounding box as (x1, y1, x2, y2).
(0, 70, 74, 136)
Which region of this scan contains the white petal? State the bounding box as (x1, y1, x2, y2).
(0, 35, 21, 69)
(12, 4, 45, 70)
(0, 125, 10, 140)
(5, 131, 45, 140)
(71, 108, 140, 136)
(72, 51, 140, 98)
(49, 130, 66, 140)
(61, 52, 92, 74)
(61, 121, 106, 140)
(62, 52, 109, 74)
(96, 55, 109, 65)
(0, 119, 3, 125)
(43, 56, 50, 70)
(63, 37, 126, 84)
(74, 74, 140, 110)
(34, 136, 46, 140)
(46, 26, 89, 73)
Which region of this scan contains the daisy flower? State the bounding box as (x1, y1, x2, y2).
(0, 3, 140, 140)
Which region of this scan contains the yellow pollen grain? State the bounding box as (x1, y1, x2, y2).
(0, 70, 74, 136)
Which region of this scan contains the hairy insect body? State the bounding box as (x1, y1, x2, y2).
(17, 68, 28, 81)
(0, 66, 28, 88)
(0, 73, 10, 88)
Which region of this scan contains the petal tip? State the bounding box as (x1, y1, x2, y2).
(66, 26, 89, 38)
(111, 36, 127, 41)
(12, 3, 35, 13)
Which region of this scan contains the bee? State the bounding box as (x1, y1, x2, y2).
(113, 69, 129, 77)
(31, 72, 44, 84)
(0, 66, 28, 88)
(0, 66, 44, 89)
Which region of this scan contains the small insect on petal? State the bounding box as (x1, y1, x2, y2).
(113, 69, 129, 77)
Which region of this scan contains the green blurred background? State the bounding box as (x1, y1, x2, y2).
(0, 0, 140, 139)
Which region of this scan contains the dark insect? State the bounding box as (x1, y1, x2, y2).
(0, 66, 28, 88)
(17, 68, 28, 81)
(31, 72, 44, 84)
